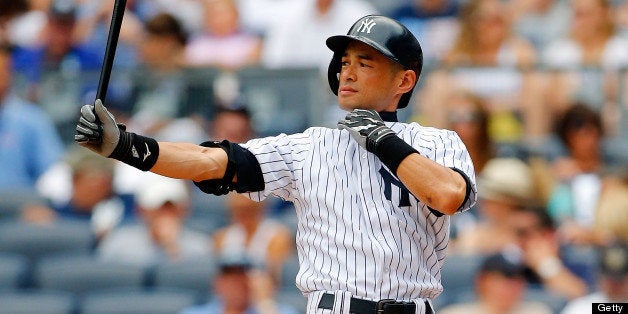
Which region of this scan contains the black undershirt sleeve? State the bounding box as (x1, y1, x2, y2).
(231, 143, 265, 193)
(193, 141, 264, 195)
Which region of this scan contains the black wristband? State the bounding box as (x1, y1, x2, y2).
(109, 132, 159, 171)
(373, 135, 418, 175)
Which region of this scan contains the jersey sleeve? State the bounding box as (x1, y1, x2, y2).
(238, 133, 301, 202)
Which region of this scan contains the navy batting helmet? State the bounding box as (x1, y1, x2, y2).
(326, 15, 423, 109)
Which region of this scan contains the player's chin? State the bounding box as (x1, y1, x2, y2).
(338, 99, 362, 111)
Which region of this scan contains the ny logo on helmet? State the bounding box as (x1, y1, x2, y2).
(357, 18, 376, 34)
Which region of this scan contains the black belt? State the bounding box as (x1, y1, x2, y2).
(317, 293, 433, 314)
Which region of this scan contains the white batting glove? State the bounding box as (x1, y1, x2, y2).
(337, 109, 396, 153)
(74, 99, 122, 157)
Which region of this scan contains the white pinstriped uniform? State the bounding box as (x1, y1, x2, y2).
(240, 120, 476, 312)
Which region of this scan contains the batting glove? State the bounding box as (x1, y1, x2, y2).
(75, 99, 122, 157)
(337, 109, 396, 153)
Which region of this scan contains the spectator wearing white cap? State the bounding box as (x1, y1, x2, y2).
(452, 157, 537, 255)
(96, 173, 211, 267)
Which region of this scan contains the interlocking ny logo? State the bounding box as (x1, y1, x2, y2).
(379, 167, 414, 207)
(357, 18, 377, 34)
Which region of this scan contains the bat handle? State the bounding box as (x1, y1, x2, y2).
(95, 0, 127, 103)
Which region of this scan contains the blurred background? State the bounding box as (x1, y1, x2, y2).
(0, 0, 626, 313)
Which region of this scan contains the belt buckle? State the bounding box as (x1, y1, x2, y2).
(376, 299, 396, 313)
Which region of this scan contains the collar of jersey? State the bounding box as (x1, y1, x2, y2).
(379, 111, 398, 122)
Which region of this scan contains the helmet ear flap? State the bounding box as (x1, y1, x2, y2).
(398, 89, 413, 109)
(327, 52, 342, 96)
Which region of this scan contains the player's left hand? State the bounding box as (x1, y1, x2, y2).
(74, 99, 122, 157)
(337, 109, 396, 152)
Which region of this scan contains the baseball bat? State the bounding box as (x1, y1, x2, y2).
(95, 0, 128, 103)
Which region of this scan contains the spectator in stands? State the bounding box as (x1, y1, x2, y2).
(541, 0, 628, 137)
(509, 206, 589, 300)
(125, 13, 205, 144)
(11, 0, 103, 141)
(445, 92, 495, 173)
(179, 254, 298, 314)
(546, 104, 615, 246)
(542, 0, 628, 69)
(442, 0, 537, 68)
(184, 0, 262, 70)
(0, 42, 64, 201)
(211, 106, 255, 143)
(560, 242, 628, 313)
(510, 0, 571, 51)
(439, 252, 553, 314)
(0, 0, 30, 45)
(213, 192, 294, 283)
(260, 0, 378, 71)
(391, 0, 461, 67)
(593, 176, 628, 244)
(21, 146, 133, 241)
(97, 173, 211, 267)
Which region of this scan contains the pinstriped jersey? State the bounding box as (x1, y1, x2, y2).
(239, 120, 476, 301)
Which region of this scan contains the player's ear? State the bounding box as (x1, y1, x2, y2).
(397, 69, 416, 94)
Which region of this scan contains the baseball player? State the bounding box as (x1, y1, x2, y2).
(75, 15, 476, 314)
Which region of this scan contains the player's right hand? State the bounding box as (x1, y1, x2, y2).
(337, 109, 396, 153)
(74, 99, 122, 157)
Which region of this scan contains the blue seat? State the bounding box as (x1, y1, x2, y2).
(0, 188, 45, 220)
(34, 253, 145, 295)
(277, 254, 305, 311)
(81, 287, 197, 314)
(439, 253, 483, 306)
(0, 252, 29, 290)
(0, 289, 76, 314)
(151, 257, 217, 298)
(187, 191, 229, 233)
(280, 254, 300, 293)
(0, 220, 94, 264)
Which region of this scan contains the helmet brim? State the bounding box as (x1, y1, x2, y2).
(326, 35, 402, 67)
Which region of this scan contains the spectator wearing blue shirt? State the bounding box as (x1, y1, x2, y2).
(0, 42, 64, 190)
(10, 0, 102, 142)
(391, 0, 460, 67)
(0, 42, 64, 214)
(179, 255, 299, 314)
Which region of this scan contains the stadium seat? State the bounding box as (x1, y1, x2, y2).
(438, 253, 483, 306)
(33, 253, 145, 295)
(150, 257, 217, 298)
(0, 188, 45, 220)
(0, 252, 29, 290)
(0, 220, 94, 264)
(80, 287, 197, 314)
(278, 254, 306, 311)
(0, 289, 76, 314)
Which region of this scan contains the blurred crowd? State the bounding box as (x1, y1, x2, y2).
(1, 0, 627, 313)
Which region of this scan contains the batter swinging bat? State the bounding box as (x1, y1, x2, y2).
(95, 0, 128, 103)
